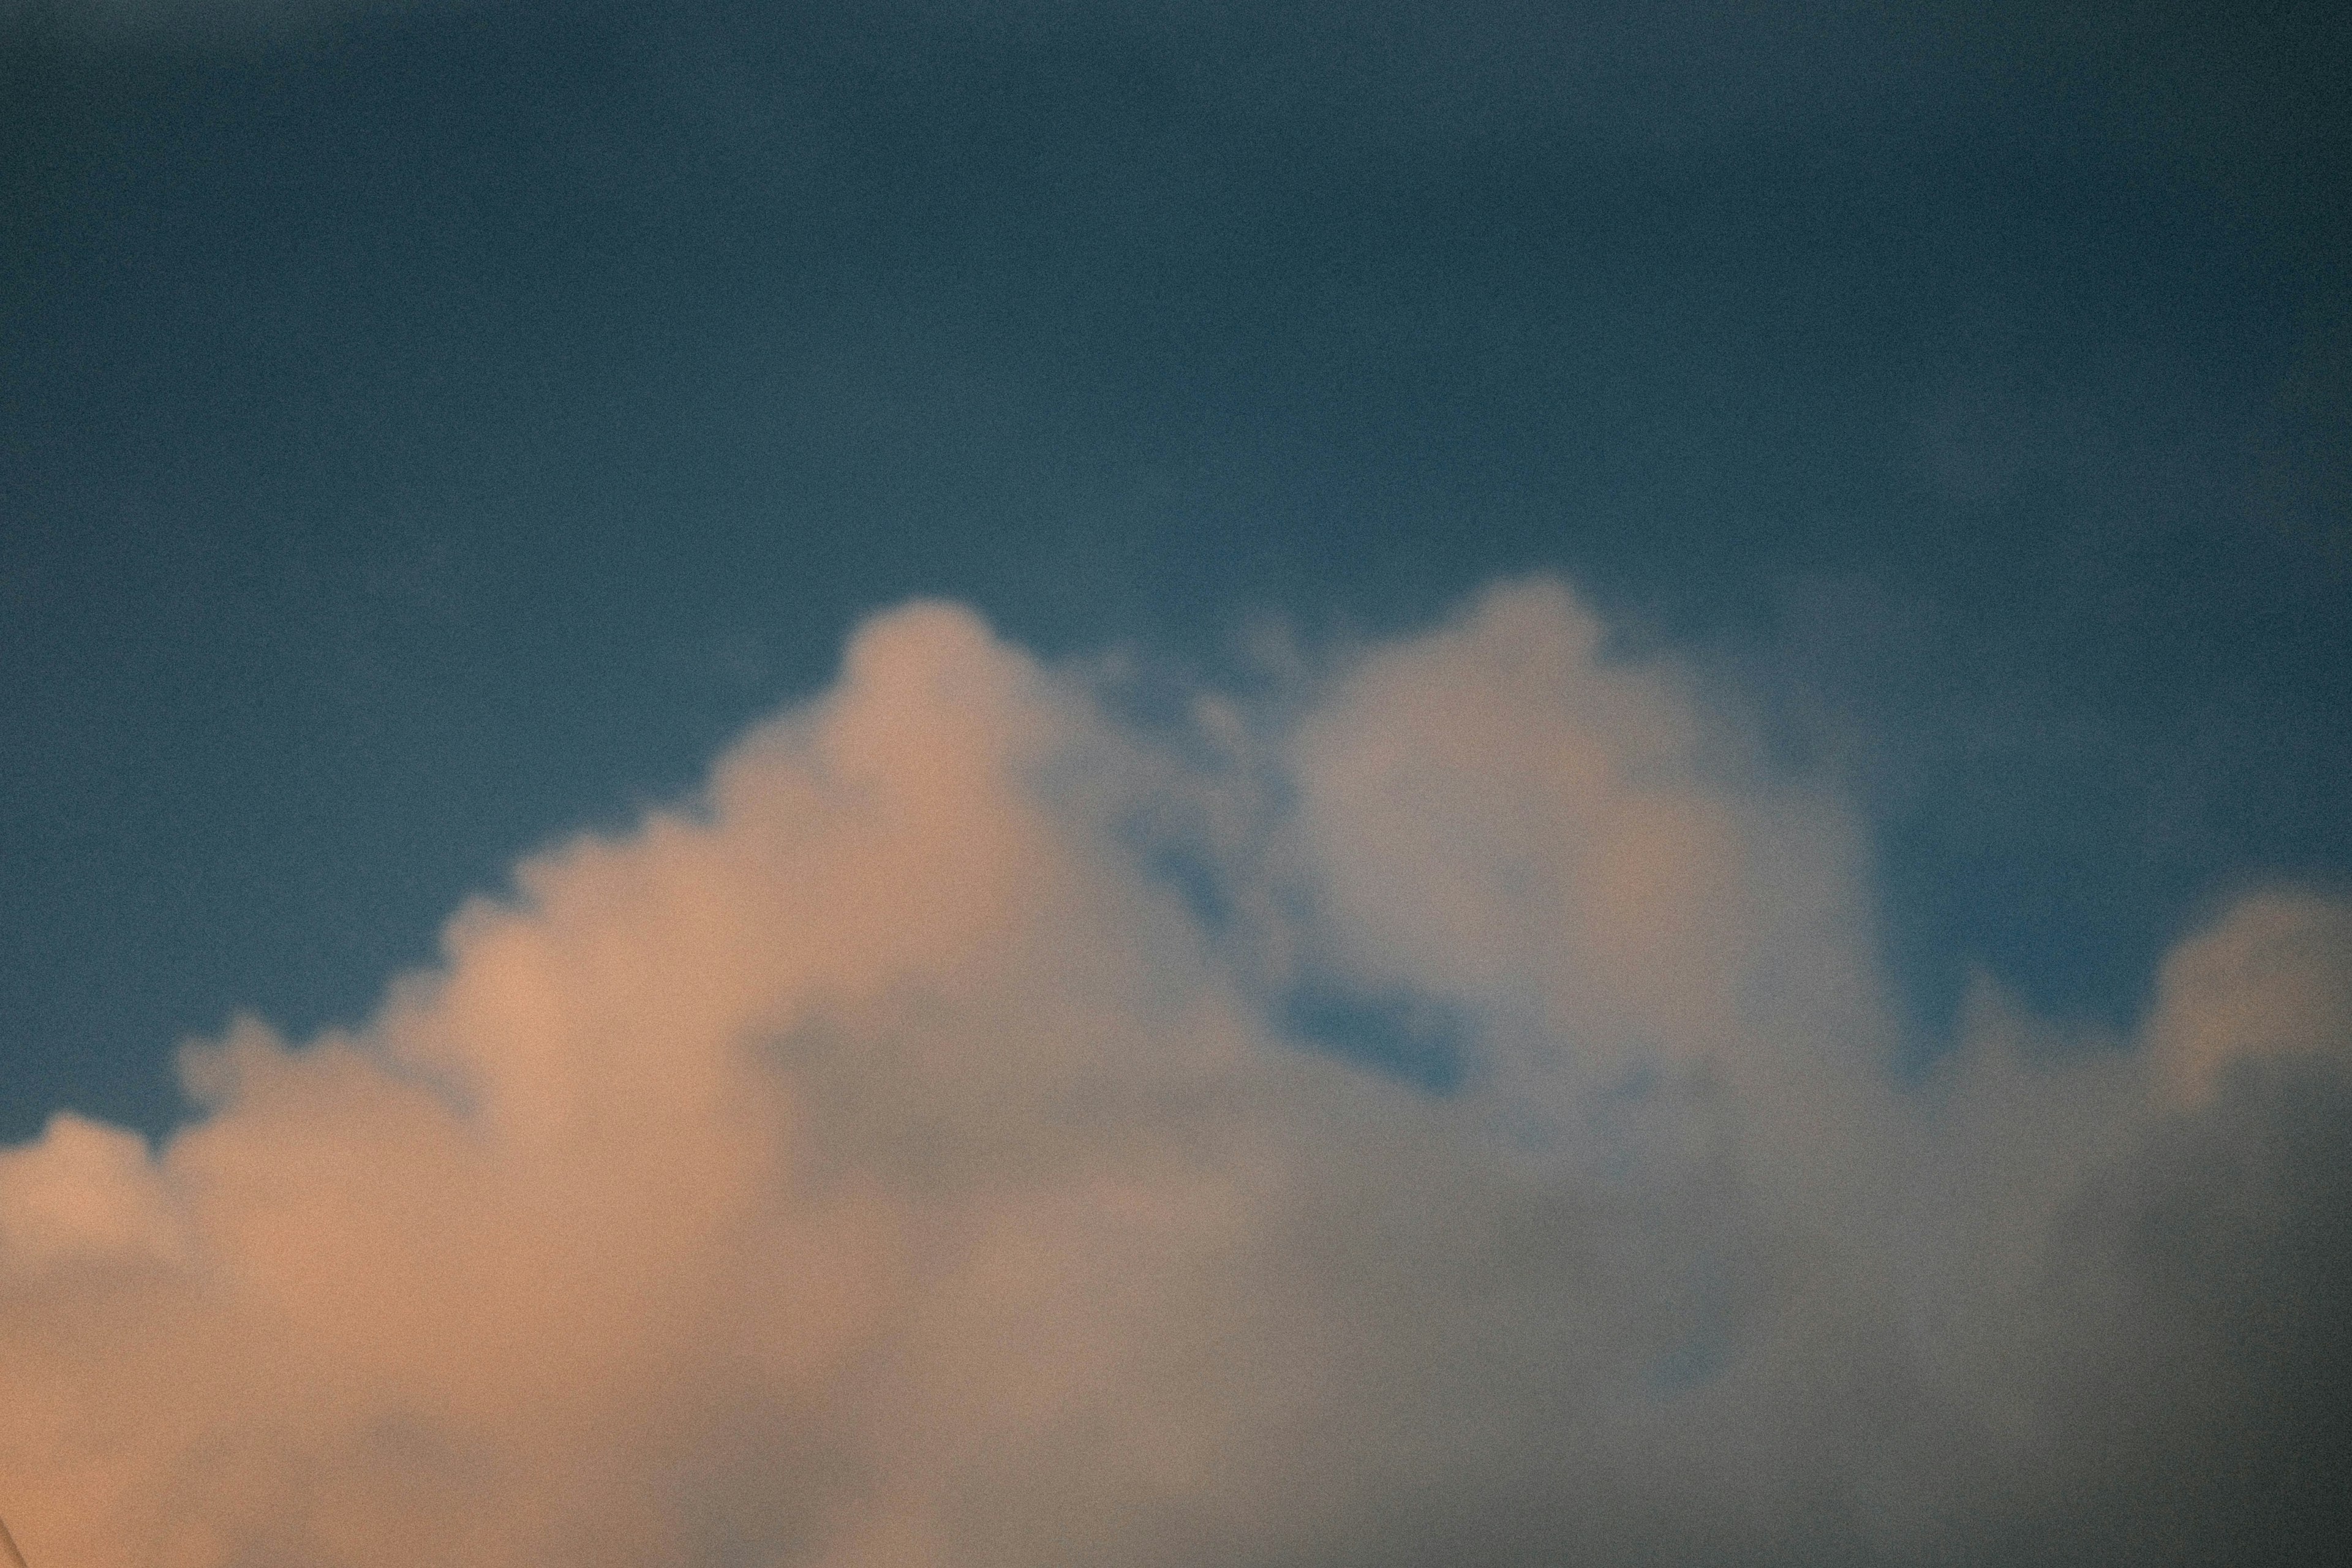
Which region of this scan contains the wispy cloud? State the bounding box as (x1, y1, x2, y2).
(4, 581, 2346, 1566)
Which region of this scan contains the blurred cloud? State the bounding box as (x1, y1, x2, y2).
(3, 581, 2347, 1566)
(2144, 892, 2352, 1109)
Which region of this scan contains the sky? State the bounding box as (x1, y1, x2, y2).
(1, 2, 2348, 1564)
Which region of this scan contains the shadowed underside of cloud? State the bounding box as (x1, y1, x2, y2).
(3, 580, 2348, 1567)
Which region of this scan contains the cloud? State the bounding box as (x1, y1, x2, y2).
(2143, 892, 2352, 1108)
(4, 581, 2348, 1566)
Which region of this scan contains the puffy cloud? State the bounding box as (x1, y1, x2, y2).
(2143, 892, 2352, 1108)
(0, 1115, 183, 1273)
(3, 582, 2347, 1567)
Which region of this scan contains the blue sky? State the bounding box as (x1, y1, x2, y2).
(7, 0, 2342, 1140)
(2, 4, 2348, 1563)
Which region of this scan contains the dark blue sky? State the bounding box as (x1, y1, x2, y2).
(4, 0, 2348, 1142)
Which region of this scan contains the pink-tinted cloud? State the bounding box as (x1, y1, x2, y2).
(4, 583, 2346, 1567)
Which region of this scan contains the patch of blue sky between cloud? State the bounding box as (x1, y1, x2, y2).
(1280, 981, 1469, 1096)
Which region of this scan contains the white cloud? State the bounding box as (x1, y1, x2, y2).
(2, 582, 2346, 1566)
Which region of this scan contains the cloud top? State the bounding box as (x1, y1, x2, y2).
(4, 581, 2348, 1566)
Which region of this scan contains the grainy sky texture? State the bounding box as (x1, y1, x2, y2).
(2, 3, 2349, 1565)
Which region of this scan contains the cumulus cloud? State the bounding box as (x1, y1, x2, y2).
(4, 581, 2348, 1566)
